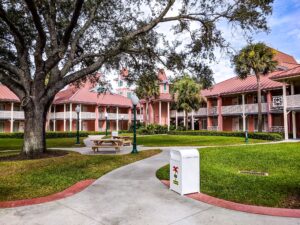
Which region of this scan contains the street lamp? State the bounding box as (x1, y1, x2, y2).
(75, 105, 80, 145)
(131, 94, 139, 154)
(105, 111, 108, 136)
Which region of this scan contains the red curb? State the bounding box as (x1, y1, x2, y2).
(0, 179, 96, 208)
(161, 180, 300, 218)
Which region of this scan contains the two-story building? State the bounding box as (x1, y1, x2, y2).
(170, 50, 300, 139)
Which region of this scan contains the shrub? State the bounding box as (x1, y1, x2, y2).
(167, 130, 283, 141)
(0, 131, 107, 139)
(138, 124, 168, 135)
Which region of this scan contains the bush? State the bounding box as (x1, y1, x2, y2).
(0, 131, 107, 139)
(138, 124, 168, 135)
(167, 130, 283, 141)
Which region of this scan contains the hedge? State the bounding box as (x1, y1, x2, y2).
(0, 131, 114, 139)
(167, 130, 283, 141)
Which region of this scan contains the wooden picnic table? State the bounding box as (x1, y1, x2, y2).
(91, 139, 124, 152)
(112, 136, 132, 146)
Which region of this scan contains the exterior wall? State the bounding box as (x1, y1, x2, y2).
(223, 116, 233, 131)
(297, 112, 300, 137)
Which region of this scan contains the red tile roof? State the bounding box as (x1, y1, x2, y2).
(158, 69, 168, 82)
(54, 81, 132, 107)
(272, 49, 297, 64)
(201, 71, 285, 97)
(0, 85, 19, 102)
(271, 65, 300, 80)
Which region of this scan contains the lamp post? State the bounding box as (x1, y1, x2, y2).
(131, 94, 139, 154)
(105, 112, 108, 136)
(75, 105, 80, 145)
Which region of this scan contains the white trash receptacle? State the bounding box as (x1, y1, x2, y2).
(170, 149, 200, 195)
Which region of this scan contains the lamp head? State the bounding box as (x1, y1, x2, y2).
(131, 94, 139, 106)
(75, 105, 80, 113)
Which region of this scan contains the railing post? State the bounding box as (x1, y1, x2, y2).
(283, 82, 288, 140)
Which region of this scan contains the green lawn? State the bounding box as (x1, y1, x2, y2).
(0, 149, 160, 201)
(156, 143, 300, 208)
(137, 135, 266, 147)
(0, 137, 85, 151)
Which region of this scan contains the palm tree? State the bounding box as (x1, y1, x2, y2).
(233, 43, 278, 132)
(172, 75, 202, 130)
(135, 72, 159, 126)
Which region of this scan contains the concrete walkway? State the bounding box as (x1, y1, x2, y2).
(0, 150, 299, 225)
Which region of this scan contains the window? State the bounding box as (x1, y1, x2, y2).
(127, 92, 132, 98)
(0, 103, 4, 110)
(164, 83, 167, 92)
(119, 80, 123, 87)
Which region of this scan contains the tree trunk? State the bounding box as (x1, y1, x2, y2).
(185, 109, 189, 130)
(21, 102, 48, 158)
(256, 75, 263, 132)
(146, 101, 149, 126)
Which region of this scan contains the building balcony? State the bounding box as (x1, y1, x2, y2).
(194, 108, 208, 116)
(207, 126, 219, 131)
(271, 95, 300, 111)
(0, 110, 24, 120)
(208, 106, 218, 116)
(222, 105, 243, 115)
(99, 113, 130, 120)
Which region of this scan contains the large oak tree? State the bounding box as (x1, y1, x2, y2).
(0, 0, 274, 157)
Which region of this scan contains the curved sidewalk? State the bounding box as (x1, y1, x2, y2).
(0, 151, 299, 225)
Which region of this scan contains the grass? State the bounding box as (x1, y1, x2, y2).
(156, 143, 300, 208)
(137, 135, 266, 147)
(0, 149, 160, 201)
(0, 137, 85, 151)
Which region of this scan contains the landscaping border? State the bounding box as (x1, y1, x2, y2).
(161, 180, 300, 218)
(0, 179, 95, 208)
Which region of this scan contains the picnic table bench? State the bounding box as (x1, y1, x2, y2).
(112, 136, 132, 146)
(91, 139, 124, 152)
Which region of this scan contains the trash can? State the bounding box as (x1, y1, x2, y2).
(170, 149, 200, 195)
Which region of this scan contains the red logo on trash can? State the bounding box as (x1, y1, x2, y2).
(173, 166, 179, 185)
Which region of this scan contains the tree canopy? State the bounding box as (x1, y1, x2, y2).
(0, 0, 274, 156)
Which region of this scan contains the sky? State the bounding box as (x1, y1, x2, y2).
(109, 0, 300, 89)
(209, 0, 300, 83)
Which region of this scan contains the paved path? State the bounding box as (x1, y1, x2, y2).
(0, 150, 299, 225)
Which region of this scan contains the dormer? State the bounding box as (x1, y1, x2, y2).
(158, 69, 169, 94)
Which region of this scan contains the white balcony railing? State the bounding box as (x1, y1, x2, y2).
(207, 126, 219, 131)
(0, 110, 25, 120)
(81, 112, 96, 120)
(287, 94, 300, 109)
(208, 106, 218, 115)
(222, 105, 243, 115)
(270, 126, 284, 132)
(194, 108, 207, 116)
(245, 103, 268, 114)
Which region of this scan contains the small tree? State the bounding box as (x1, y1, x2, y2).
(135, 72, 159, 126)
(172, 75, 202, 130)
(233, 43, 277, 132)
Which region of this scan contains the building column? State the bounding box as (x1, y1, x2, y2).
(183, 111, 186, 127)
(242, 94, 246, 131)
(63, 104, 66, 131)
(175, 110, 178, 129)
(191, 110, 195, 130)
(53, 105, 56, 132)
(217, 96, 223, 131)
(116, 107, 119, 131)
(128, 107, 132, 128)
(267, 91, 272, 132)
(95, 106, 99, 131)
(159, 101, 162, 125)
(139, 107, 142, 122)
(69, 103, 73, 131)
(291, 83, 297, 139)
(10, 102, 14, 133)
(167, 102, 170, 131)
(283, 82, 288, 140)
(79, 104, 82, 131)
